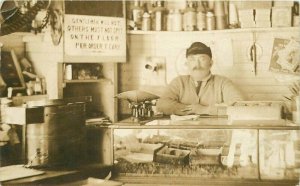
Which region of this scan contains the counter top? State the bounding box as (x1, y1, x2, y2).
(111, 117, 300, 130)
(2, 164, 111, 185)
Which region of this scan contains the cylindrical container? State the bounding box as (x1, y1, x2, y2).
(197, 3, 206, 31)
(206, 11, 216, 30)
(65, 64, 72, 80)
(153, 1, 165, 31)
(154, 10, 163, 31)
(214, 1, 225, 16)
(229, 2, 238, 27)
(142, 12, 151, 31)
(208, 0, 214, 10)
(172, 9, 182, 31)
(215, 15, 226, 30)
(132, 0, 143, 30)
(26, 102, 86, 167)
(183, 2, 196, 31)
(167, 10, 174, 31)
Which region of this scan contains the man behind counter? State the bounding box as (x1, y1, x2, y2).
(156, 42, 245, 116)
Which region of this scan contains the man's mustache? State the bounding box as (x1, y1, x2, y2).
(192, 67, 203, 71)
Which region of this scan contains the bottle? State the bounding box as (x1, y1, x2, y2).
(172, 9, 183, 31)
(131, 0, 143, 30)
(142, 12, 151, 31)
(183, 1, 197, 31)
(153, 1, 165, 31)
(206, 10, 216, 31)
(34, 77, 42, 95)
(167, 9, 174, 31)
(197, 1, 206, 31)
(65, 64, 72, 80)
(41, 78, 47, 95)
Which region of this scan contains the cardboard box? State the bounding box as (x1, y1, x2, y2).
(4, 106, 44, 125)
(256, 21, 271, 28)
(234, 1, 272, 9)
(272, 7, 292, 27)
(154, 146, 190, 165)
(255, 9, 271, 21)
(273, 1, 294, 7)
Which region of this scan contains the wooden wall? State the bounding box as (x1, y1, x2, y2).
(118, 28, 300, 115)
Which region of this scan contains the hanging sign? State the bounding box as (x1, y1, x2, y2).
(64, 14, 126, 60)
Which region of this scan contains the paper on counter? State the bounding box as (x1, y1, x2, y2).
(0, 164, 44, 182)
(170, 114, 200, 121)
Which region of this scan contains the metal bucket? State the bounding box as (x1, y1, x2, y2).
(26, 102, 86, 167)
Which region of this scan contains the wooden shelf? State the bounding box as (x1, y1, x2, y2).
(64, 78, 112, 84)
(127, 26, 299, 35)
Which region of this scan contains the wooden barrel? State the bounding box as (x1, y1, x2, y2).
(26, 102, 86, 167)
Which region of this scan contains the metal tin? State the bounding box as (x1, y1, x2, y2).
(26, 102, 86, 167)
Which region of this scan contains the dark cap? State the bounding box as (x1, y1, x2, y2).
(186, 42, 212, 58)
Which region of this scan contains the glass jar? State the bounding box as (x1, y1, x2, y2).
(183, 1, 196, 31)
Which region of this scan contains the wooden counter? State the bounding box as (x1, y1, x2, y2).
(2, 164, 111, 185)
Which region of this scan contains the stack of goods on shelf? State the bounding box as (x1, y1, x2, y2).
(272, 1, 293, 27)
(255, 8, 271, 28)
(154, 145, 190, 165)
(189, 146, 222, 165)
(227, 101, 284, 124)
(127, 0, 299, 32)
(114, 129, 258, 178)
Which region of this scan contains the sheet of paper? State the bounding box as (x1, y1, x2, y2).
(0, 164, 45, 182)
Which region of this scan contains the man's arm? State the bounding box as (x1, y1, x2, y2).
(156, 78, 188, 115)
(221, 78, 245, 105)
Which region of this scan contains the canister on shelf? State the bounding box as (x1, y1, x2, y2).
(65, 64, 72, 80)
(183, 1, 196, 31)
(153, 1, 165, 31)
(214, 1, 225, 16)
(172, 9, 182, 31)
(228, 2, 238, 28)
(197, 3, 206, 31)
(206, 11, 216, 30)
(132, 0, 143, 30)
(215, 15, 226, 30)
(142, 12, 151, 31)
(166, 9, 174, 31)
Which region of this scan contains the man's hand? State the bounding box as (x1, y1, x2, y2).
(289, 80, 300, 96)
(181, 104, 206, 115)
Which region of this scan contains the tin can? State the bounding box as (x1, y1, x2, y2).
(206, 11, 216, 31)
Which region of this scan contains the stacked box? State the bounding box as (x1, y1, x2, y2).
(255, 9, 271, 28)
(189, 147, 222, 165)
(238, 9, 255, 28)
(154, 146, 190, 165)
(272, 7, 292, 27)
